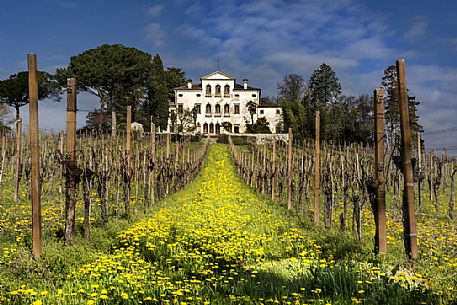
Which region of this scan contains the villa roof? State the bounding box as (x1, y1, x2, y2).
(258, 98, 280, 108)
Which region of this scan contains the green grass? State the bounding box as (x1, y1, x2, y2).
(0, 144, 454, 304)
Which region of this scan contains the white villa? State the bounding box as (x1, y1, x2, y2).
(168, 70, 282, 134)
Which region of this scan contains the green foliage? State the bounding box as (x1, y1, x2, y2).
(0, 71, 61, 119)
(246, 100, 257, 124)
(144, 54, 169, 130)
(309, 63, 342, 106)
(382, 65, 423, 148)
(245, 117, 272, 134)
(280, 99, 313, 139)
(177, 107, 197, 133)
(165, 67, 186, 101)
(62, 44, 152, 112)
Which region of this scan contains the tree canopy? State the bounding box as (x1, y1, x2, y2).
(280, 66, 372, 143)
(59, 44, 153, 121)
(0, 71, 61, 119)
(382, 65, 422, 148)
(308, 63, 342, 106)
(55, 44, 187, 133)
(277, 74, 306, 103)
(143, 54, 170, 130)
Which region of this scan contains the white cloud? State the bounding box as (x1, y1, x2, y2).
(404, 17, 428, 40)
(56, 1, 77, 9)
(447, 38, 457, 52)
(342, 38, 397, 60)
(264, 51, 358, 74)
(406, 64, 457, 149)
(145, 23, 165, 48)
(147, 4, 163, 17)
(163, 0, 456, 150)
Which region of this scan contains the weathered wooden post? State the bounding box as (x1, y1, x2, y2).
(65, 78, 77, 245)
(14, 118, 22, 202)
(125, 106, 132, 213)
(166, 132, 171, 159)
(150, 120, 156, 206)
(417, 132, 423, 209)
(374, 87, 387, 254)
(271, 138, 276, 201)
(111, 109, 117, 137)
(314, 111, 321, 224)
(28, 53, 42, 258)
(287, 128, 293, 210)
(396, 59, 418, 260)
(165, 132, 171, 195)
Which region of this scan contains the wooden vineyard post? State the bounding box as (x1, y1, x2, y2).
(111, 110, 117, 137)
(417, 132, 423, 209)
(262, 144, 267, 194)
(374, 87, 387, 254)
(314, 111, 321, 224)
(271, 138, 276, 201)
(28, 53, 42, 258)
(14, 118, 22, 202)
(150, 121, 156, 206)
(125, 106, 132, 214)
(396, 59, 418, 260)
(65, 78, 77, 245)
(166, 133, 171, 159)
(166, 133, 170, 195)
(287, 128, 293, 210)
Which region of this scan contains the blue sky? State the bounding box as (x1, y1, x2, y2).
(0, 0, 456, 151)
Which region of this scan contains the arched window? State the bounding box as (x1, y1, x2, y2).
(206, 85, 211, 96)
(224, 85, 230, 96)
(209, 123, 214, 134)
(224, 104, 229, 114)
(203, 123, 208, 133)
(215, 104, 221, 114)
(215, 123, 221, 135)
(206, 104, 211, 114)
(215, 85, 221, 96)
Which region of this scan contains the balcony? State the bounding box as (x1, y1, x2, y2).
(205, 113, 212, 117)
(223, 113, 230, 117)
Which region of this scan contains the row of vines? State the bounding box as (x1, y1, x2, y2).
(0, 130, 208, 242)
(229, 136, 456, 236)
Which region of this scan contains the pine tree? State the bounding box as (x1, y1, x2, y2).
(382, 65, 422, 149)
(308, 63, 342, 106)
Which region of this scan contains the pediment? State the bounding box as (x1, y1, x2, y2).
(201, 70, 235, 80)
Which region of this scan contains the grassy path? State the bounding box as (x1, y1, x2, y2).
(4, 145, 442, 304)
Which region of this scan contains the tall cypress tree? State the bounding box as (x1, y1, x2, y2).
(145, 54, 169, 131)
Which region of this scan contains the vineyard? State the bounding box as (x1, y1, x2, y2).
(0, 57, 455, 305)
(0, 128, 455, 304)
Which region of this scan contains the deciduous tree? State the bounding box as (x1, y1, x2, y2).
(277, 74, 307, 103)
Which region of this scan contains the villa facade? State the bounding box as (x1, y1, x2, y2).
(168, 71, 282, 134)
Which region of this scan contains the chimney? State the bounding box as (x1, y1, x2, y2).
(243, 78, 248, 90)
(187, 79, 192, 89)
